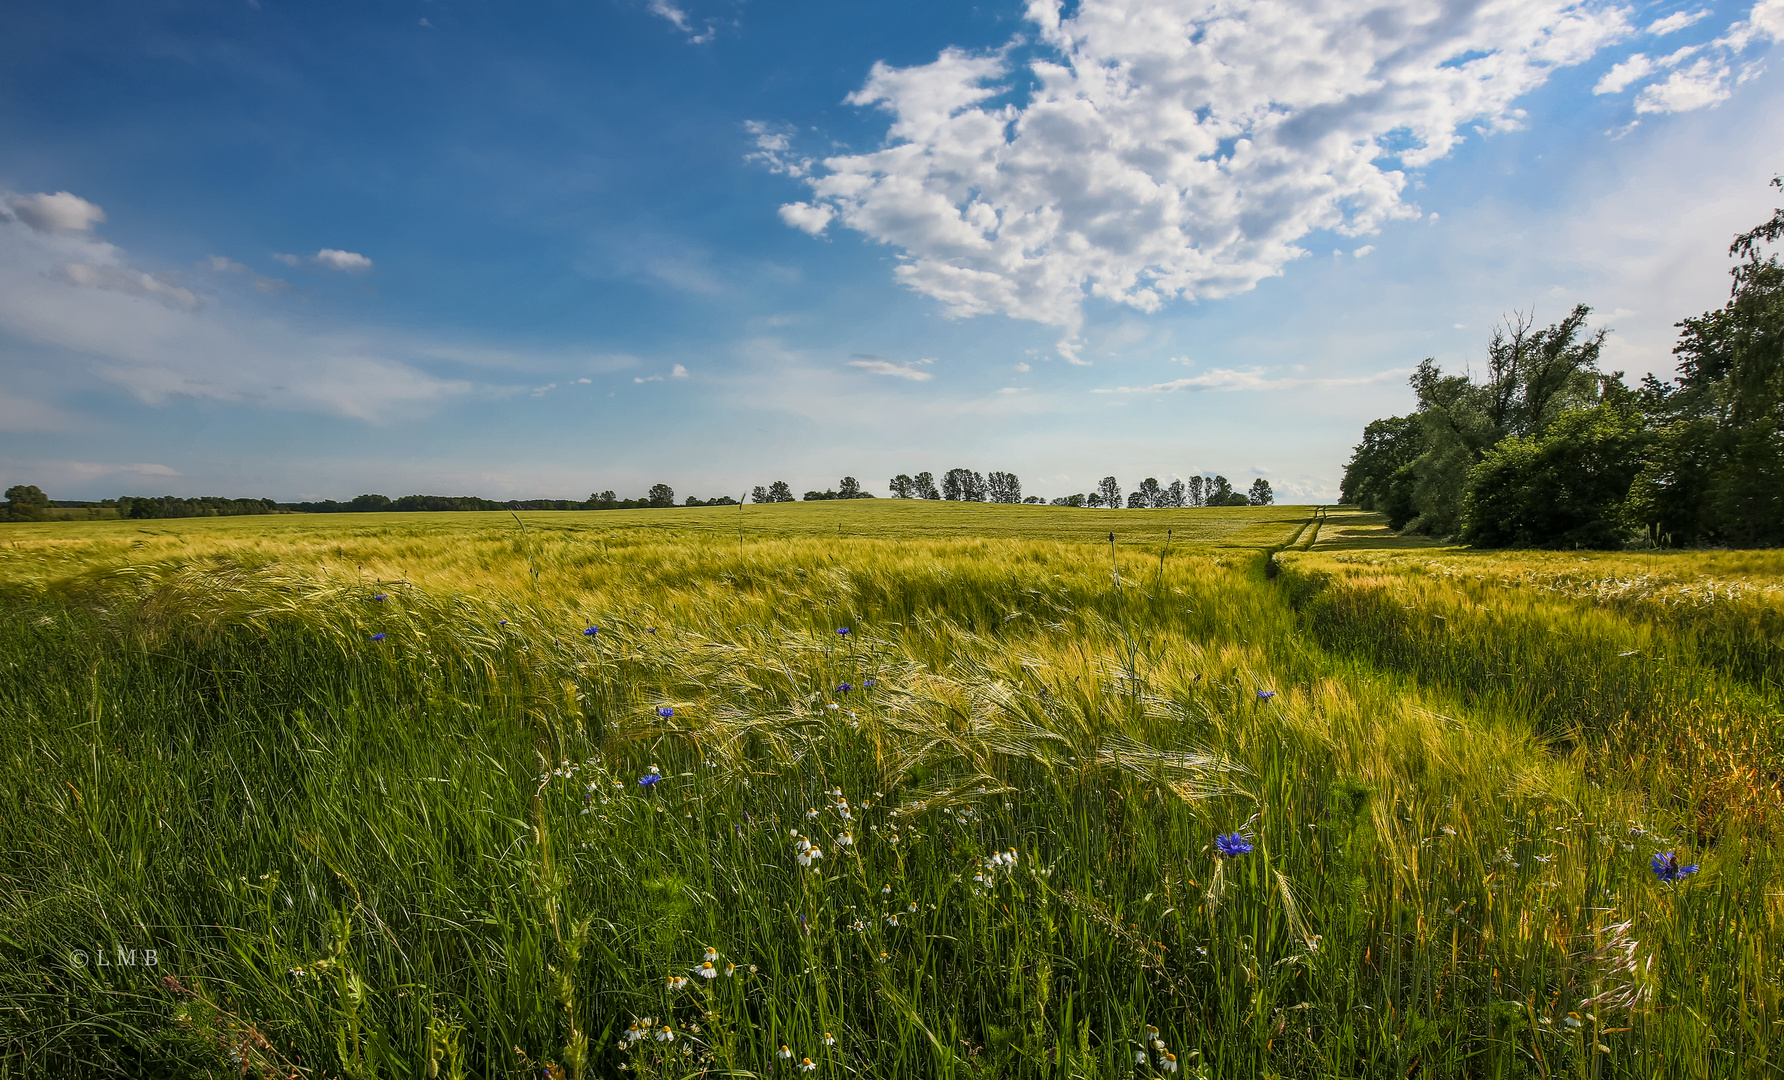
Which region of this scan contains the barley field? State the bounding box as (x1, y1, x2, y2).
(1, 503, 1780, 1078)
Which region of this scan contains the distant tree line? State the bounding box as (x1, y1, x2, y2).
(745, 476, 874, 501)
(883, 470, 1270, 506)
(1341, 181, 1784, 548)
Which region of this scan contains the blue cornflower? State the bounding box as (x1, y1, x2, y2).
(837, 682, 853, 694)
(656, 706, 675, 719)
(837, 627, 851, 636)
(372, 593, 388, 601)
(583, 626, 599, 637)
(498, 620, 508, 626)
(638, 773, 662, 788)
(864, 679, 876, 689)
(1215, 832, 1254, 858)
(1650, 851, 1699, 883)
(1257, 690, 1276, 701)
(370, 632, 387, 641)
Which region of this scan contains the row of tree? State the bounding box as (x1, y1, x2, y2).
(750, 477, 877, 502)
(1340, 181, 1784, 548)
(7, 473, 1278, 521)
(888, 470, 1029, 502)
(884, 470, 1271, 506)
(1048, 475, 1271, 508)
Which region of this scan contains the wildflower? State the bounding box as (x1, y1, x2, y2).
(584, 626, 599, 636)
(778, 1046, 792, 1060)
(724, 962, 736, 976)
(666, 976, 687, 990)
(1563, 1013, 1583, 1030)
(697, 961, 717, 979)
(907, 902, 917, 913)
(836, 832, 854, 847)
(370, 632, 387, 641)
(823, 1033, 835, 1046)
(800, 1058, 817, 1072)
(837, 683, 853, 694)
(624, 1022, 644, 1044)
(657, 1024, 675, 1041)
(836, 627, 850, 636)
(372, 593, 388, 601)
(886, 913, 899, 927)
(878, 951, 890, 963)
(656, 706, 675, 719)
(638, 773, 662, 788)
(1215, 832, 1254, 858)
(806, 808, 820, 820)
(1135, 1052, 1148, 1065)
(864, 678, 876, 689)
(1257, 689, 1276, 700)
(1650, 851, 1700, 883)
(881, 885, 891, 895)
(703, 946, 719, 963)
(793, 834, 811, 852)
(1161, 1051, 1178, 1073)
(749, 964, 758, 974)
(499, 620, 508, 626)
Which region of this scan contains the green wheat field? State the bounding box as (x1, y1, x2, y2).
(3, 502, 1782, 1078)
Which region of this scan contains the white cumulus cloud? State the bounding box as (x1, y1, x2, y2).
(2, 191, 106, 233)
(1599, 0, 1782, 112)
(765, 0, 1636, 351)
(778, 202, 834, 235)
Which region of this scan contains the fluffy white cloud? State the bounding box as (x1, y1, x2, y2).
(1597, 0, 1783, 113)
(1594, 53, 1655, 93)
(274, 248, 374, 273)
(769, 0, 1636, 351)
(1, 191, 106, 233)
(671, 363, 690, 379)
(778, 202, 834, 235)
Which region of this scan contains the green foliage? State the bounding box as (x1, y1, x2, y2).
(2, 483, 50, 522)
(1338, 416, 1419, 527)
(1629, 195, 1784, 545)
(1459, 400, 1649, 548)
(1343, 182, 1784, 550)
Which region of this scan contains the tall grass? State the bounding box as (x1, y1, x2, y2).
(0, 523, 1776, 1077)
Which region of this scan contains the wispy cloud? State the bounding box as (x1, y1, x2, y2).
(847, 356, 934, 381)
(1093, 366, 1414, 395)
(205, 255, 290, 294)
(273, 248, 373, 273)
(646, 0, 716, 43)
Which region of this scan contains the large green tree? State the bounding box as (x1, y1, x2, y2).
(1628, 181, 1784, 546)
(1459, 395, 1648, 548)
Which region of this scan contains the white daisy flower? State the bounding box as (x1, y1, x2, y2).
(703, 947, 719, 963)
(778, 1045, 792, 1059)
(799, 1058, 817, 1072)
(697, 962, 718, 979)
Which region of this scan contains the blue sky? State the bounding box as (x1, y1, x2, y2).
(1, 0, 1780, 503)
